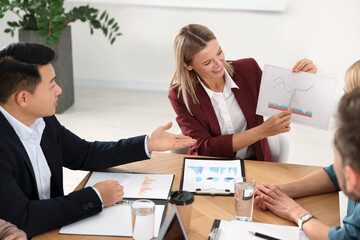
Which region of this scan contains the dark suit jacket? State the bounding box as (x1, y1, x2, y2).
(168, 58, 272, 161)
(0, 113, 149, 238)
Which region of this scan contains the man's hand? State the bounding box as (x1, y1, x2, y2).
(147, 122, 196, 152)
(93, 180, 124, 207)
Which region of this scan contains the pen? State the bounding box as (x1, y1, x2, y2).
(248, 231, 281, 240)
(287, 91, 296, 110)
(115, 200, 134, 205)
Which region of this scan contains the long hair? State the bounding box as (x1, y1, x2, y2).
(345, 60, 360, 92)
(169, 24, 234, 112)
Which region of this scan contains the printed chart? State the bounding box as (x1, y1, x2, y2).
(85, 172, 173, 199)
(256, 64, 337, 129)
(183, 159, 242, 193)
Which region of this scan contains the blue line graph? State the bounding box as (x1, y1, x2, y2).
(188, 166, 240, 183)
(189, 166, 203, 175)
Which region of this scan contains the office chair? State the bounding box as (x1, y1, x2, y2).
(267, 134, 289, 163)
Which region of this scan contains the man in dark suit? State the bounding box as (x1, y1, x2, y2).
(0, 42, 196, 238)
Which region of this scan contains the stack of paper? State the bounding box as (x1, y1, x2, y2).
(217, 220, 310, 240)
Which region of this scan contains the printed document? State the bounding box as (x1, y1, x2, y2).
(256, 64, 337, 130)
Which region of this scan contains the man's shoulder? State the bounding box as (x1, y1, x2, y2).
(42, 115, 64, 135)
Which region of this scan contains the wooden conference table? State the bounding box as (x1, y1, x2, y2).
(34, 152, 340, 240)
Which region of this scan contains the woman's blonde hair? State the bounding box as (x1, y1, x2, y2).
(169, 24, 234, 112)
(345, 60, 360, 92)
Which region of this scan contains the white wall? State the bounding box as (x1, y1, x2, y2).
(1, 0, 359, 94)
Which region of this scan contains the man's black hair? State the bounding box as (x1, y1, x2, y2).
(0, 42, 56, 103)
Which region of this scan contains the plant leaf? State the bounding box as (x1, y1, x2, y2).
(108, 18, 114, 25)
(7, 21, 19, 27)
(110, 37, 116, 44)
(45, 37, 53, 45)
(99, 11, 106, 20)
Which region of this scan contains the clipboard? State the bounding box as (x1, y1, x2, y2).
(208, 219, 222, 240)
(208, 219, 310, 240)
(180, 157, 245, 196)
(60, 171, 174, 237)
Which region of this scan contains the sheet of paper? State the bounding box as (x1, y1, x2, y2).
(59, 204, 164, 237)
(256, 64, 337, 130)
(217, 220, 231, 240)
(85, 172, 173, 199)
(224, 220, 310, 240)
(182, 159, 242, 193)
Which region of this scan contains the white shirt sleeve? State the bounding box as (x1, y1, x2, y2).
(144, 135, 151, 158)
(91, 187, 104, 208)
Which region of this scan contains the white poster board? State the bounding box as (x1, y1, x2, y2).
(256, 64, 337, 130)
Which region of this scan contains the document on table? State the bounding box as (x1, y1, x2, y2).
(213, 220, 310, 240)
(84, 172, 174, 199)
(181, 157, 244, 195)
(59, 171, 173, 237)
(256, 64, 337, 130)
(60, 204, 164, 237)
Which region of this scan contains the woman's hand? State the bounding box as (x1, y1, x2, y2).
(292, 58, 318, 74)
(254, 183, 280, 210)
(260, 111, 292, 137)
(256, 183, 308, 223)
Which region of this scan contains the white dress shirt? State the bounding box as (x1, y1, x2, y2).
(199, 70, 254, 159)
(0, 106, 51, 200)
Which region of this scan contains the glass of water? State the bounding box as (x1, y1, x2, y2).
(234, 177, 255, 221)
(131, 199, 155, 240)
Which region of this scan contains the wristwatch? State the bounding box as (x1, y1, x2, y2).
(298, 213, 316, 230)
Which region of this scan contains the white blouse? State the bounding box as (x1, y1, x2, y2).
(198, 70, 254, 159)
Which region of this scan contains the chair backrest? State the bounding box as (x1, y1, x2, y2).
(267, 134, 289, 163)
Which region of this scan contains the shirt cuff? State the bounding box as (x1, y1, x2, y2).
(91, 187, 104, 208)
(144, 135, 151, 158)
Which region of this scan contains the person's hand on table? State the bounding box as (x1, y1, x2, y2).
(254, 182, 280, 210)
(255, 183, 307, 223)
(147, 121, 196, 152)
(292, 58, 318, 74)
(93, 180, 124, 207)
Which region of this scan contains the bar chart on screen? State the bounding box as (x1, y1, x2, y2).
(256, 64, 337, 130)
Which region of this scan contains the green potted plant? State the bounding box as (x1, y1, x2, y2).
(0, 0, 121, 45)
(0, 0, 121, 113)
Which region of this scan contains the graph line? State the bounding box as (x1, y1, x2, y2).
(272, 77, 314, 93)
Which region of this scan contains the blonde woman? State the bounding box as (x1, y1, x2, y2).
(344, 60, 360, 93)
(168, 24, 317, 161)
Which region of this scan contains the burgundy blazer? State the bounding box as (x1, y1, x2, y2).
(168, 58, 273, 161)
